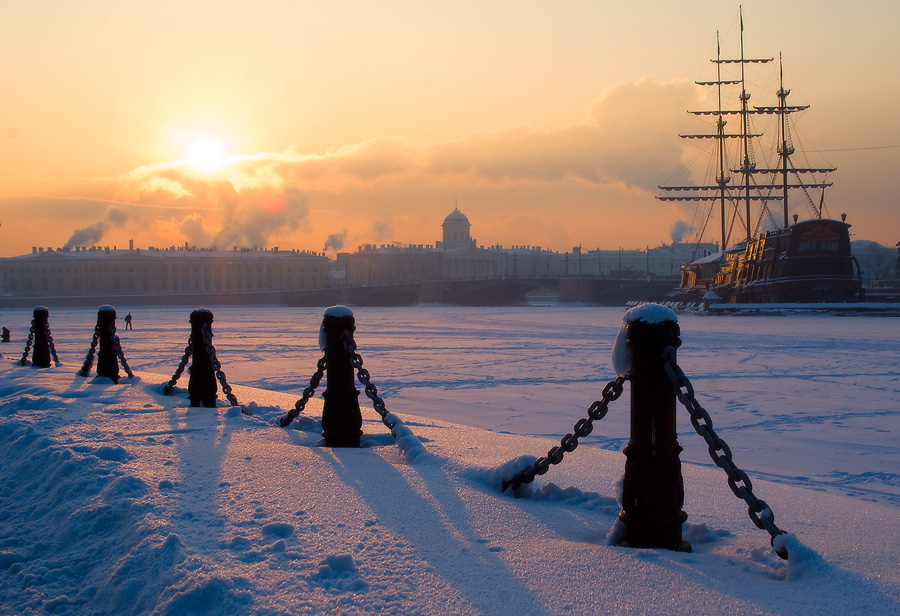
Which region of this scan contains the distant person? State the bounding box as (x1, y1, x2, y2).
(124, 313, 133, 330)
(1, 327, 9, 342)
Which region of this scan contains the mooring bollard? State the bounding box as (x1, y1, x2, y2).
(320, 306, 363, 447)
(96, 305, 120, 383)
(164, 308, 240, 408)
(616, 305, 691, 552)
(21, 306, 58, 368)
(79, 305, 134, 383)
(188, 309, 218, 407)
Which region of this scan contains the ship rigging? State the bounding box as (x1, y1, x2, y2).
(658, 10, 835, 252)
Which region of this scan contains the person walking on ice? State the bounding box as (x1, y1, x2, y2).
(124, 313, 133, 330)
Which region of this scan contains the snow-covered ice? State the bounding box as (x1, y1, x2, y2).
(1, 304, 898, 615)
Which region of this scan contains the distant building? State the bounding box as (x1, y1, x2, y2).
(344, 207, 718, 285)
(0, 244, 331, 298)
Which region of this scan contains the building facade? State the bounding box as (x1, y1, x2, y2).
(0, 245, 331, 298)
(344, 208, 718, 286)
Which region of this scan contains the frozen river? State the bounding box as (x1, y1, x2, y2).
(4, 303, 899, 509)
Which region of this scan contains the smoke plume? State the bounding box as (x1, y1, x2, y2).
(670, 221, 692, 244)
(62, 206, 131, 250)
(323, 231, 346, 252)
(63, 222, 107, 250)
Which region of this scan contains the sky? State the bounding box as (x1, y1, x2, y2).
(1, 1, 898, 258)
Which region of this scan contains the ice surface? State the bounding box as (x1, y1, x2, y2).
(0, 304, 898, 615)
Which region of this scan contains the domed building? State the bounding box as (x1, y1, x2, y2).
(438, 207, 475, 250)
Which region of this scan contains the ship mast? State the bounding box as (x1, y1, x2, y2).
(752, 56, 835, 226)
(778, 55, 791, 227)
(736, 8, 770, 243)
(657, 8, 770, 251)
(715, 33, 728, 252)
(658, 8, 837, 251)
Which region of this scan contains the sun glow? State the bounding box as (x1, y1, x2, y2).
(186, 136, 227, 170)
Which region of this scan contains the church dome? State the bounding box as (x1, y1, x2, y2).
(443, 208, 470, 226)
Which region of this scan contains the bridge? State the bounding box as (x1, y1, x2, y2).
(0, 277, 679, 309)
(283, 276, 678, 307)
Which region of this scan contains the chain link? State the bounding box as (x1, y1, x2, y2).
(661, 346, 788, 559)
(164, 336, 193, 394)
(113, 334, 134, 379)
(278, 356, 327, 427)
(19, 322, 35, 366)
(78, 325, 101, 377)
(502, 376, 625, 492)
(342, 332, 398, 435)
(201, 323, 239, 407)
(44, 320, 61, 366)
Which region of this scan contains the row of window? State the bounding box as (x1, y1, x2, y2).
(798, 241, 840, 252)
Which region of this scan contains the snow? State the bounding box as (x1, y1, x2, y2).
(1, 304, 898, 615)
(319, 305, 355, 351)
(623, 303, 678, 325)
(612, 304, 679, 376)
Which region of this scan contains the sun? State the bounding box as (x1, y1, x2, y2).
(186, 136, 227, 171)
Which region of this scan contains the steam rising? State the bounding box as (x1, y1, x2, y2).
(670, 221, 692, 244)
(62, 207, 130, 250)
(324, 231, 346, 252)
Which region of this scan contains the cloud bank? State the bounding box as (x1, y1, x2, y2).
(4, 78, 703, 255)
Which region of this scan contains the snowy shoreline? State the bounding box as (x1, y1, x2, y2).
(1, 363, 899, 615)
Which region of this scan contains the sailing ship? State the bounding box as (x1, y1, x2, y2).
(658, 12, 862, 304)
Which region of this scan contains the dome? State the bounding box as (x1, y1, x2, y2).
(443, 208, 470, 226)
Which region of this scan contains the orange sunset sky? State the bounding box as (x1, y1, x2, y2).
(1, 1, 898, 258)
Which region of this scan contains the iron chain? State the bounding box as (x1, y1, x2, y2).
(202, 323, 240, 407)
(502, 376, 625, 493)
(164, 337, 193, 394)
(78, 326, 101, 376)
(113, 333, 134, 379)
(279, 356, 327, 427)
(342, 331, 396, 433)
(19, 322, 35, 366)
(44, 321, 61, 366)
(661, 346, 788, 559)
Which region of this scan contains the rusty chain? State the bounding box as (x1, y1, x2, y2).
(201, 323, 240, 407)
(502, 376, 626, 493)
(662, 346, 788, 559)
(278, 356, 327, 427)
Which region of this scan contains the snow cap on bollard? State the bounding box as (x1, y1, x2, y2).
(612, 304, 679, 378)
(319, 305, 363, 447)
(319, 305, 354, 351)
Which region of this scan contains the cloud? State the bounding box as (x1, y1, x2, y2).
(213, 185, 309, 248)
(371, 219, 393, 241)
(2, 77, 706, 255)
(176, 213, 214, 247)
